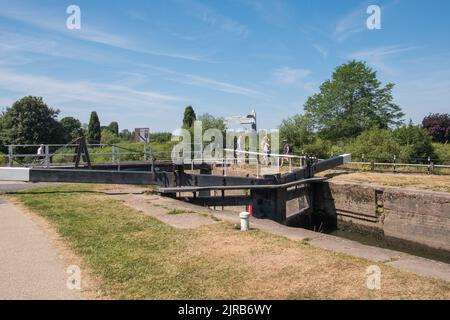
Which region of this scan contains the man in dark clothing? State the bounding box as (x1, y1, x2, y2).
(281, 139, 292, 167)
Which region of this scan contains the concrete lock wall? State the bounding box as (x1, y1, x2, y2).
(312, 181, 450, 252)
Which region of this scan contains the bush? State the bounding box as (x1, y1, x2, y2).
(150, 132, 172, 143)
(348, 127, 401, 162)
(100, 128, 120, 145)
(393, 124, 435, 163)
(301, 137, 332, 159)
(433, 143, 450, 164)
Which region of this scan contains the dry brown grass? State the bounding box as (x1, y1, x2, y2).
(320, 170, 450, 193)
(186, 223, 450, 299)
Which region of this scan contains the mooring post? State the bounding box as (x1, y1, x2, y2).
(239, 211, 250, 231)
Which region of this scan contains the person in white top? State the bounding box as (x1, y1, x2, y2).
(37, 144, 44, 156)
(261, 136, 270, 165)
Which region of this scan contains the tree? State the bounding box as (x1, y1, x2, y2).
(87, 111, 101, 144)
(304, 60, 404, 142)
(279, 114, 315, 151)
(0, 96, 61, 153)
(182, 105, 196, 129)
(59, 116, 82, 143)
(349, 127, 401, 161)
(197, 113, 226, 133)
(422, 113, 450, 143)
(393, 122, 435, 162)
(108, 121, 119, 136)
(150, 132, 172, 143)
(119, 129, 134, 141)
(100, 128, 120, 145)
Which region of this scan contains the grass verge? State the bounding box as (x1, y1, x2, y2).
(12, 184, 450, 299)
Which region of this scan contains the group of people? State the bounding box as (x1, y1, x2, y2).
(234, 135, 293, 167)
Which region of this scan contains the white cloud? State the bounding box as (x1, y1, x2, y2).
(348, 45, 418, 74)
(0, 68, 182, 113)
(187, 0, 249, 38)
(313, 44, 328, 58)
(139, 64, 265, 98)
(171, 74, 263, 98)
(334, 5, 367, 42)
(272, 67, 311, 85)
(0, 1, 209, 62)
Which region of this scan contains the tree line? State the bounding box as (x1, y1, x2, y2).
(279, 60, 450, 163)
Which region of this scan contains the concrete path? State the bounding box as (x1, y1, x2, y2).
(0, 181, 52, 194)
(0, 198, 80, 299)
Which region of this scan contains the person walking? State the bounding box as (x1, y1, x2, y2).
(281, 139, 292, 167)
(261, 136, 270, 166)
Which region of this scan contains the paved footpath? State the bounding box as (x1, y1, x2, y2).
(0, 187, 80, 299)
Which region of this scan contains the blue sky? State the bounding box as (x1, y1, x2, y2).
(0, 0, 449, 132)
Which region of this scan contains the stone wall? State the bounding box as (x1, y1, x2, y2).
(312, 181, 450, 252)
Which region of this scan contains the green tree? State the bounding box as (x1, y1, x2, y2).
(304, 60, 404, 142)
(197, 113, 226, 133)
(150, 132, 172, 143)
(100, 128, 120, 145)
(119, 129, 134, 142)
(349, 127, 401, 161)
(182, 105, 196, 129)
(393, 122, 435, 163)
(60, 116, 82, 143)
(0, 96, 61, 153)
(108, 121, 119, 136)
(279, 114, 315, 151)
(87, 111, 101, 144)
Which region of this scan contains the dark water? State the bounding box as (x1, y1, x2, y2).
(330, 227, 450, 264)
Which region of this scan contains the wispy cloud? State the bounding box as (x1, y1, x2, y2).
(185, 0, 249, 38)
(272, 67, 311, 85)
(0, 68, 182, 112)
(172, 74, 262, 97)
(0, 1, 210, 62)
(313, 44, 328, 58)
(348, 45, 418, 74)
(334, 5, 367, 42)
(242, 0, 292, 27)
(139, 64, 265, 98)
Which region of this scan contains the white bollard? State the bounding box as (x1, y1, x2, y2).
(239, 211, 250, 231)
